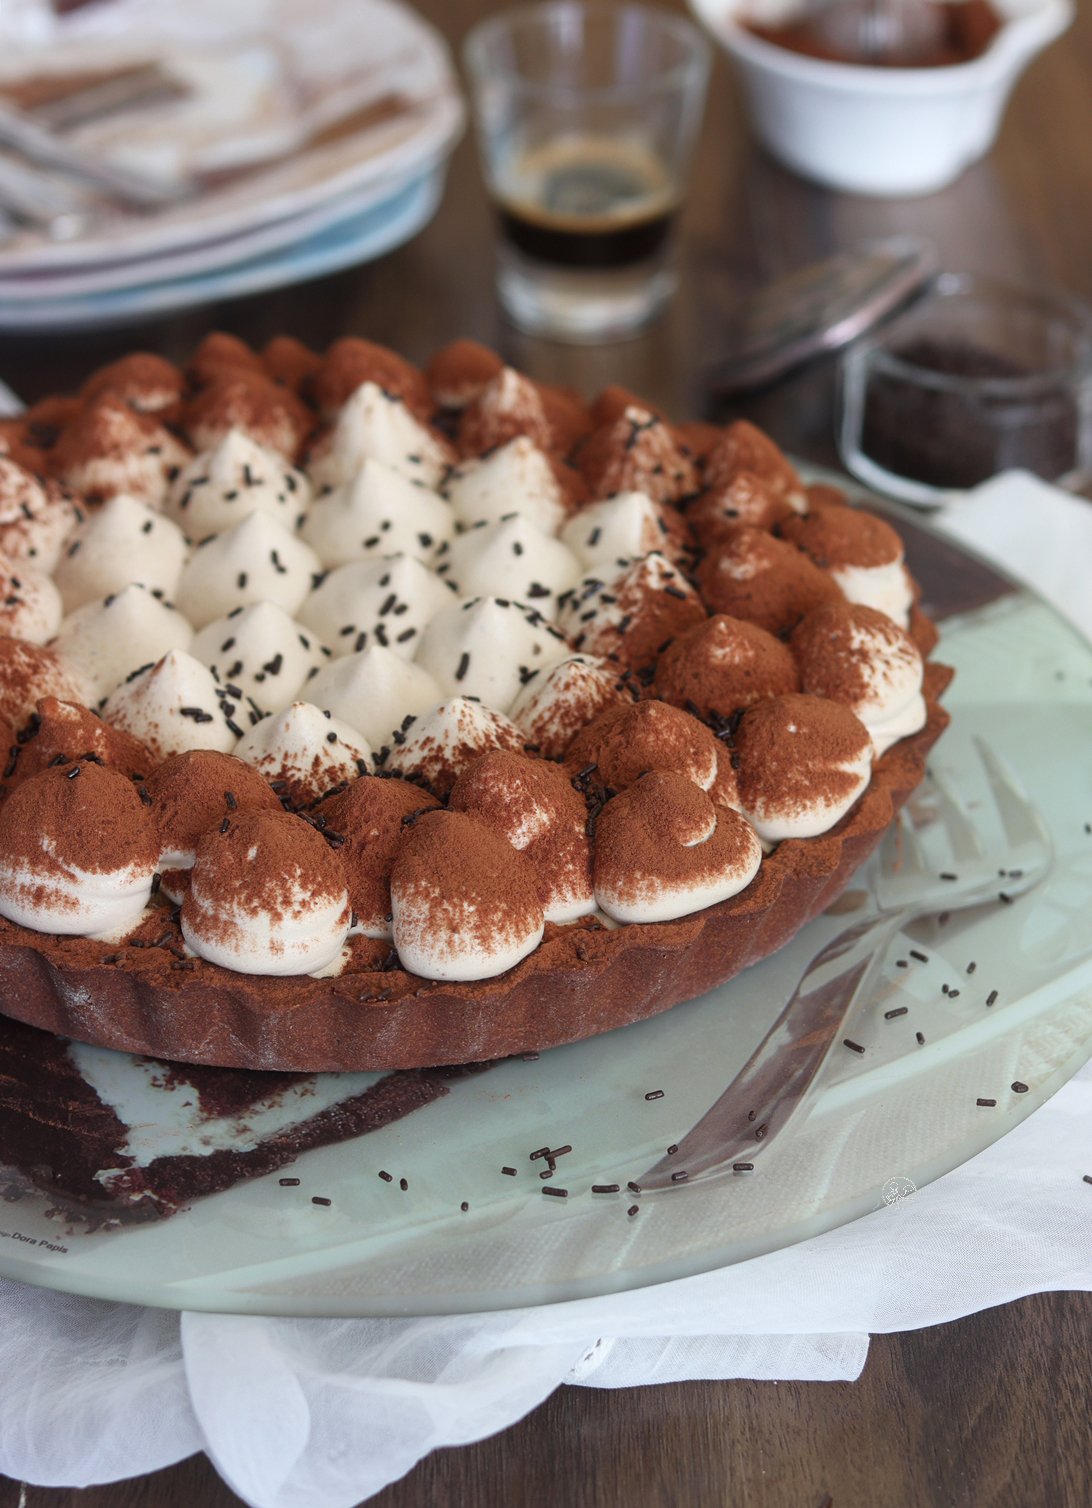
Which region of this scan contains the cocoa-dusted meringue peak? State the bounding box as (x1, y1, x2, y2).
(14, 697, 154, 787)
(80, 353, 184, 416)
(182, 808, 351, 977)
(182, 371, 313, 461)
(311, 336, 433, 423)
(0, 638, 86, 730)
(391, 808, 545, 981)
(0, 460, 81, 574)
(653, 614, 800, 719)
(299, 552, 456, 663)
(164, 430, 312, 542)
(455, 366, 555, 457)
(0, 761, 158, 937)
(53, 493, 188, 614)
(733, 693, 873, 842)
(565, 699, 720, 796)
(695, 527, 843, 639)
(791, 600, 925, 757)
(509, 653, 632, 760)
(300, 457, 453, 571)
(308, 382, 454, 491)
(593, 770, 762, 924)
(414, 595, 572, 714)
(450, 749, 595, 922)
(702, 420, 807, 513)
(575, 405, 698, 505)
(320, 777, 441, 939)
(558, 552, 707, 671)
(190, 600, 329, 718)
(425, 339, 504, 410)
(0, 554, 62, 645)
(443, 436, 572, 537)
(385, 696, 526, 798)
(687, 470, 796, 551)
(49, 395, 191, 505)
(779, 503, 914, 629)
(233, 701, 372, 808)
(174, 511, 320, 630)
(444, 514, 581, 618)
(305, 644, 441, 753)
(560, 491, 691, 573)
(144, 748, 283, 901)
(102, 649, 240, 763)
(50, 583, 194, 707)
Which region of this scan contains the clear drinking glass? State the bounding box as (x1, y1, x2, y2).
(838, 273, 1092, 505)
(463, 2, 710, 344)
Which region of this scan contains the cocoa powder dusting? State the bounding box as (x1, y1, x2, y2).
(687, 470, 795, 550)
(145, 749, 283, 857)
(735, 694, 871, 819)
(0, 761, 158, 880)
(696, 528, 843, 637)
(654, 615, 800, 718)
(593, 770, 758, 908)
(575, 406, 698, 505)
(565, 700, 719, 793)
(780, 503, 903, 571)
(702, 420, 804, 505)
(449, 750, 592, 915)
(391, 809, 543, 958)
(0, 639, 86, 730)
(791, 601, 921, 708)
(184, 809, 347, 945)
(321, 776, 440, 926)
(15, 698, 153, 786)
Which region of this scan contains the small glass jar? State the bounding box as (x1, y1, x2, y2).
(838, 274, 1092, 505)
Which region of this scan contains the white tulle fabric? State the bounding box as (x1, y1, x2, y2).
(3, 472, 1092, 1507)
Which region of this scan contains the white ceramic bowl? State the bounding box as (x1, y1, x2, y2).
(689, 0, 1073, 196)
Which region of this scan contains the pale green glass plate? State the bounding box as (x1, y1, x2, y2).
(3, 561, 1091, 1315)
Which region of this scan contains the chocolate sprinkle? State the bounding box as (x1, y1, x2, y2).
(987, 990, 998, 1006)
(916, 1031, 925, 1045)
(378, 1170, 393, 1182)
(592, 1184, 620, 1193)
(400, 1178, 408, 1191)
(885, 1007, 908, 1019)
(543, 1187, 567, 1198)
(502, 1166, 517, 1176)
(627, 1181, 641, 1194)
(644, 1089, 665, 1101)
(843, 1039, 865, 1054)
(910, 950, 928, 962)
(455, 651, 470, 681)
(733, 1163, 754, 1173)
(627, 1205, 639, 1217)
(461, 1202, 469, 1211)
(670, 1171, 689, 1183)
(976, 1098, 997, 1107)
(279, 1178, 300, 1186)
(311, 1197, 331, 1206)
(667, 1144, 679, 1155)
(1012, 1082, 1029, 1093)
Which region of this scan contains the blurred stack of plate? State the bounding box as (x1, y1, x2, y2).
(0, 0, 464, 330)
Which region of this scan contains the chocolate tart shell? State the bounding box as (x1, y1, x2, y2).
(0, 662, 951, 1073)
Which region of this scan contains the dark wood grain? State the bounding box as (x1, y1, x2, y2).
(2, 0, 1091, 1502)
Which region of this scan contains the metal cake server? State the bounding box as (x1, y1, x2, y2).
(639, 738, 1053, 1190)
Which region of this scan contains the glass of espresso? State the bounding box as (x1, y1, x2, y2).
(463, 3, 710, 343)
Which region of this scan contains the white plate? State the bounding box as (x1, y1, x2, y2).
(0, 165, 445, 331)
(2, 576, 1092, 1315)
(0, 0, 463, 274)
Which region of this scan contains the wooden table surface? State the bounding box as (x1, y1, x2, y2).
(3, 0, 1092, 1503)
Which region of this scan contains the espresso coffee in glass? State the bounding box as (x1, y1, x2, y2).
(464, 4, 710, 343)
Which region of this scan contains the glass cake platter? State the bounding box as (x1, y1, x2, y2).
(2, 505, 1092, 1318)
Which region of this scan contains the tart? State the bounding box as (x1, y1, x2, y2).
(0, 335, 949, 1072)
